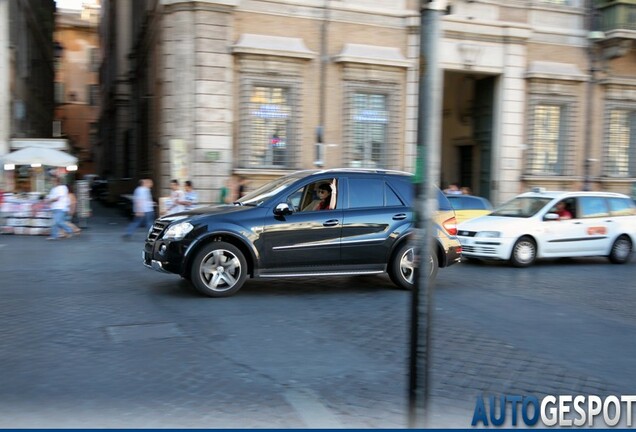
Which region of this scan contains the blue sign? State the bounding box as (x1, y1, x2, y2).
(251, 104, 289, 119)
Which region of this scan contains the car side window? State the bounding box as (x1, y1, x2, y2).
(287, 188, 304, 212)
(466, 196, 490, 210)
(349, 178, 383, 208)
(294, 179, 338, 212)
(386, 184, 404, 207)
(390, 178, 414, 206)
(447, 196, 465, 210)
(579, 197, 610, 218)
(437, 189, 453, 211)
(608, 197, 636, 216)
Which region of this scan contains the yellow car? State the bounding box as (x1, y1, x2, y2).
(445, 194, 493, 224)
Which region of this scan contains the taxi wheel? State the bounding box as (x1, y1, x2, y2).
(609, 235, 632, 264)
(389, 243, 438, 290)
(510, 236, 536, 267)
(190, 241, 247, 297)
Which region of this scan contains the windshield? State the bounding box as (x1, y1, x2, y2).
(490, 196, 553, 218)
(237, 175, 300, 206)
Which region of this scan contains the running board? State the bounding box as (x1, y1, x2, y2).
(259, 270, 384, 278)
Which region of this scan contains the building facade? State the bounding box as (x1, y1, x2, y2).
(98, 0, 636, 205)
(54, 2, 101, 178)
(0, 0, 56, 188)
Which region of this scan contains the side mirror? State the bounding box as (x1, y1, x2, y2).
(274, 202, 293, 216)
(544, 213, 559, 221)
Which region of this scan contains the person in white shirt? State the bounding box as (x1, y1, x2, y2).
(46, 176, 74, 240)
(167, 179, 186, 215)
(180, 180, 199, 210)
(123, 178, 155, 238)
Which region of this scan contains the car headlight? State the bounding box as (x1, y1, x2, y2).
(475, 231, 501, 238)
(163, 222, 194, 240)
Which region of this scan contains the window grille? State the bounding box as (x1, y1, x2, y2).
(54, 82, 65, 104)
(350, 93, 388, 168)
(528, 105, 565, 174)
(526, 99, 576, 176)
(88, 84, 100, 106)
(343, 82, 400, 170)
(89, 47, 100, 72)
(605, 109, 636, 177)
(239, 81, 299, 169)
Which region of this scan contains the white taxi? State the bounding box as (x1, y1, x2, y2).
(457, 190, 636, 267)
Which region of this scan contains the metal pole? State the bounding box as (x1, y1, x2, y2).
(408, 0, 444, 428)
(583, 67, 595, 192)
(583, 0, 601, 191)
(315, 0, 330, 166)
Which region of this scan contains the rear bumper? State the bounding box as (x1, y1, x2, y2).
(445, 244, 462, 267)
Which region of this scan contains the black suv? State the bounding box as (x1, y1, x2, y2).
(143, 169, 461, 297)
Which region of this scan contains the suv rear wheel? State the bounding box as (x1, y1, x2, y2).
(190, 242, 247, 297)
(389, 243, 439, 290)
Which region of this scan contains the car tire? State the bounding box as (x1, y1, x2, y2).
(389, 243, 438, 290)
(190, 241, 247, 297)
(510, 236, 536, 267)
(608, 235, 632, 264)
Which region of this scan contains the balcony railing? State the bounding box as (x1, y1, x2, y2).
(595, 0, 636, 33)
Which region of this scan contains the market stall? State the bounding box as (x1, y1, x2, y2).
(1, 145, 79, 236)
(0, 193, 52, 235)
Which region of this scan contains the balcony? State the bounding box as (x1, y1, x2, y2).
(595, 0, 636, 40)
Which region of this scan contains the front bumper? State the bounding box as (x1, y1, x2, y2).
(142, 251, 172, 273)
(143, 237, 189, 275)
(457, 235, 513, 260)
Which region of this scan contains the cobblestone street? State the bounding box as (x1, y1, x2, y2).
(0, 203, 635, 428)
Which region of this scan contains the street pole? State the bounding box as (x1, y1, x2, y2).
(315, 0, 330, 167)
(408, 0, 444, 428)
(583, 0, 603, 191)
(583, 47, 597, 192)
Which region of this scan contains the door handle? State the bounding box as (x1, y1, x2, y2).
(323, 219, 339, 227)
(392, 213, 407, 220)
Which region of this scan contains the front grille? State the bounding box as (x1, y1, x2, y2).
(458, 230, 477, 237)
(147, 220, 169, 241)
(462, 245, 498, 255)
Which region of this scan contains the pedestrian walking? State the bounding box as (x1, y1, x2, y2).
(46, 177, 74, 240)
(238, 176, 249, 198)
(181, 180, 199, 210)
(66, 184, 82, 234)
(167, 179, 185, 215)
(123, 178, 155, 238)
(219, 176, 236, 204)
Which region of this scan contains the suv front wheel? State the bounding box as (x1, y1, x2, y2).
(190, 241, 247, 297)
(389, 243, 439, 290)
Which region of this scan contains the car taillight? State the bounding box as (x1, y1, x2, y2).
(442, 216, 458, 236)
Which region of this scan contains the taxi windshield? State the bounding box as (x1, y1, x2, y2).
(490, 196, 553, 218)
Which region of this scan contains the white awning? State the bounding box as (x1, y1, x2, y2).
(2, 147, 78, 167)
(10, 138, 70, 151)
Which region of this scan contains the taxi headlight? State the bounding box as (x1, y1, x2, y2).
(476, 231, 501, 238)
(163, 222, 194, 240)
